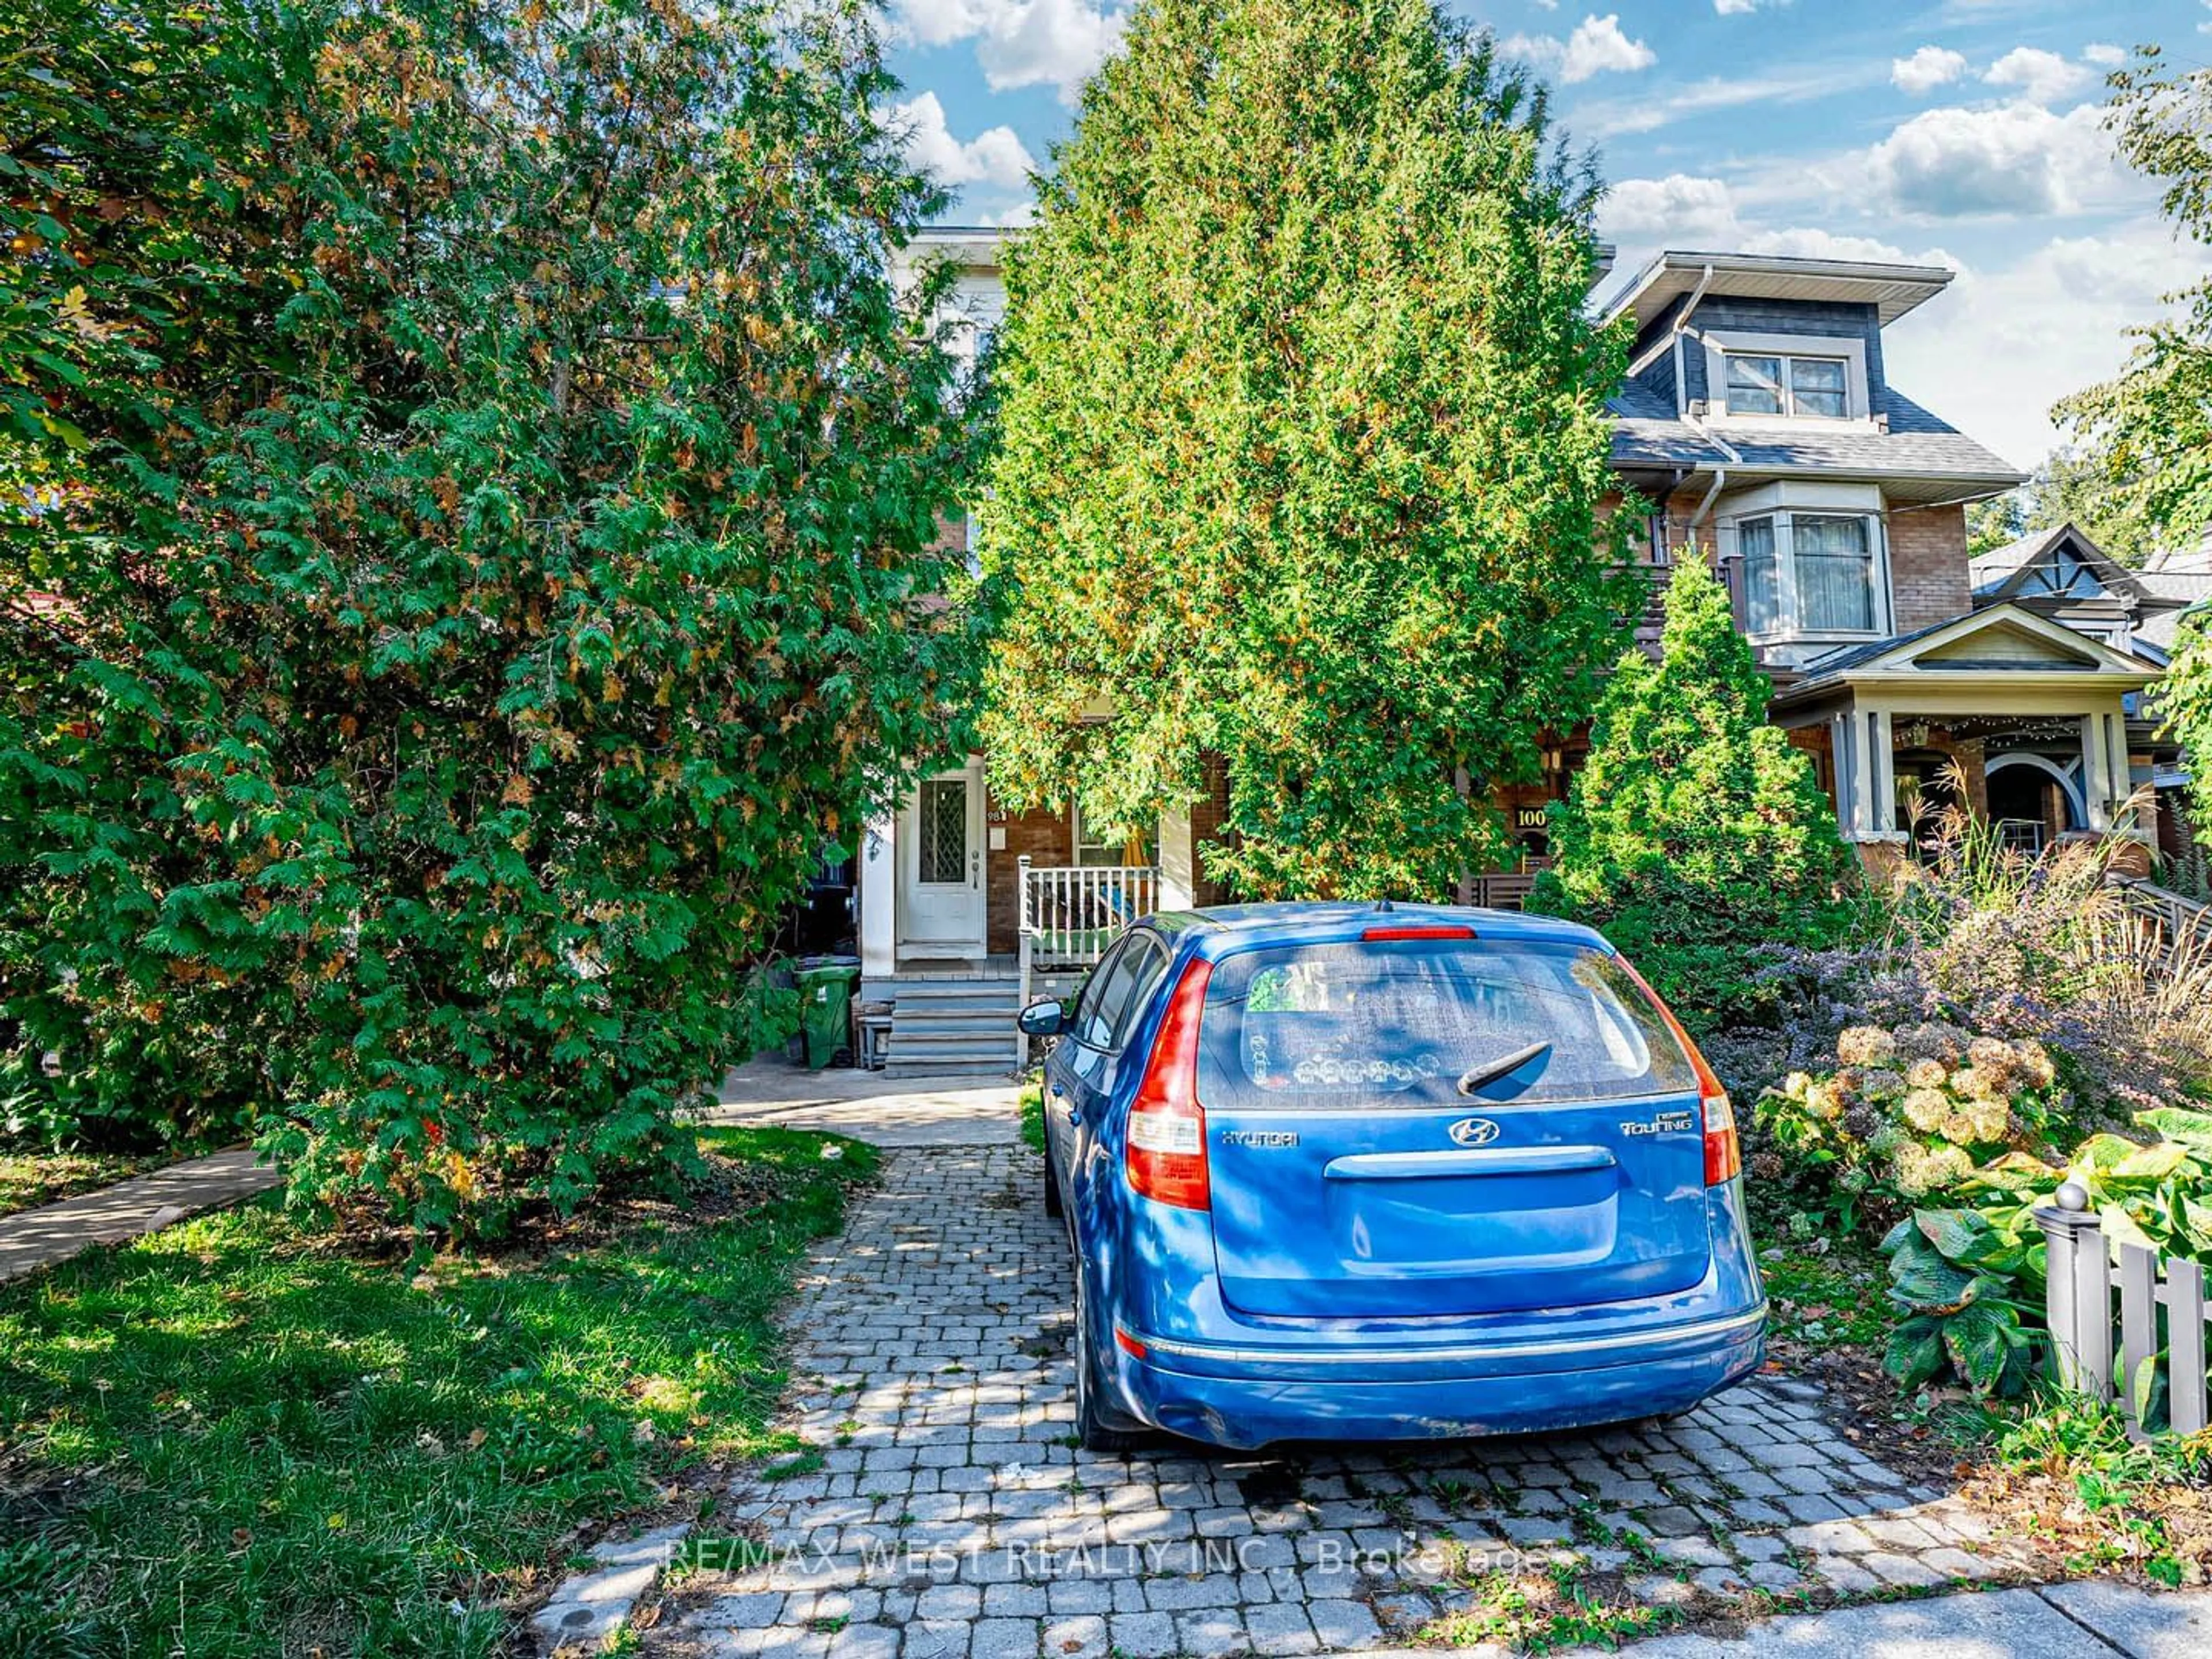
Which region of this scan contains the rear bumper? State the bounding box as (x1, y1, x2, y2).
(1111, 1304, 1766, 1449)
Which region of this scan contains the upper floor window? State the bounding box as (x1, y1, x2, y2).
(1738, 512, 1884, 637)
(1724, 353, 1850, 419)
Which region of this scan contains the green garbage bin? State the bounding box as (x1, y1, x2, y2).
(797, 961, 862, 1070)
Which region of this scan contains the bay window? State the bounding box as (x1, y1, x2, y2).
(1732, 512, 1886, 639)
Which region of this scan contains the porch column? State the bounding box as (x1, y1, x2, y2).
(1158, 802, 1196, 910)
(1831, 711, 1863, 837)
(1868, 709, 1898, 835)
(858, 812, 896, 978)
(2105, 711, 2138, 835)
(2082, 714, 2111, 834)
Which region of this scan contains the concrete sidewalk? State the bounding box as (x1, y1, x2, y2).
(0, 1148, 279, 1284)
(1579, 1580, 2212, 1657)
(703, 1056, 1020, 1147)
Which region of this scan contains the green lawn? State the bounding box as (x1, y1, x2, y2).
(0, 1126, 876, 1657)
(0, 1150, 160, 1221)
(1018, 1075, 1046, 1153)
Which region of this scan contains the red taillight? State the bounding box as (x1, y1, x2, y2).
(1115, 1327, 1148, 1359)
(1126, 957, 1214, 1210)
(1361, 925, 1477, 941)
(1614, 956, 1740, 1186)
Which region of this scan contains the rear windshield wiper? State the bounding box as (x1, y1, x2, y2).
(1456, 1040, 1552, 1096)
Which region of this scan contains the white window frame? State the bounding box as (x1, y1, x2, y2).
(1070, 801, 1156, 868)
(1722, 352, 1850, 420)
(1722, 508, 1893, 644)
(1696, 329, 1873, 428)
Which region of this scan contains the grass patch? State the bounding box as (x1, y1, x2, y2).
(1018, 1072, 1045, 1153)
(0, 1150, 162, 1221)
(1753, 1225, 1892, 1350)
(0, 1126, 876, 1657)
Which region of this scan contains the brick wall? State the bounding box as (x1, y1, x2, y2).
(1887, 503, 1971, 631)
(986, 794, 1071, 955)
(1189, 752, 1234, 907)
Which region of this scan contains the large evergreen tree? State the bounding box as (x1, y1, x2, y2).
(0, 0, 982, 1229)
(976, 0, 1634, 900)
(1532, 560, 1857, 1028)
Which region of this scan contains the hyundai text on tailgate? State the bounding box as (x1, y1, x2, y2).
(1017, 903, 1767, 1452)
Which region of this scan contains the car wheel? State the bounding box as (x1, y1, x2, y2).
(1072, 1264, 1143, 1455)
(1042, 1139, 1064, 1219)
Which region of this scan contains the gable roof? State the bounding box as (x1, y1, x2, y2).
(1970, 522, 2152, 606)
(1774, 603, 2160, 707)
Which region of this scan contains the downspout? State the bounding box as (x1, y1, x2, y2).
(1670, 262, 1717, 412)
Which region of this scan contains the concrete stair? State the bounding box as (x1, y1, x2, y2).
(880, 976, 1021, 1079)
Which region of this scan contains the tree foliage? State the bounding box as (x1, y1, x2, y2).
(2053, 48, 2212, 785)
(1965, 446, 2155, 566)
(1532, 559, 1858, 1029)
(2054, 48, 2212, 555)
(0, 0, 982, 1230)
(976, 0, 1635, 900)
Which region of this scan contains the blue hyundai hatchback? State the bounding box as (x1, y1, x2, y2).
(1018, 903, 1767, 1452)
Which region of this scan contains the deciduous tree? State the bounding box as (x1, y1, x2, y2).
(2052, 47, 2212, 779)
(0, 0, 982, 1230)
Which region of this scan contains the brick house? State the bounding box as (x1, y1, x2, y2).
(853, 234, 2180, 1071)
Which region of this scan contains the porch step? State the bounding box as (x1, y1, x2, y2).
(879, 975, 1022, 1078)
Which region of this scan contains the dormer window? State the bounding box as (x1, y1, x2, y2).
(1724, 353, 1850, 419)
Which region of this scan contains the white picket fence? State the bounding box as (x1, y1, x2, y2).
(2037, 1202, 2212, 1437)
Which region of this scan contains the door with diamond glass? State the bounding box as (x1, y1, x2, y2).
(899, 763, 987, 957)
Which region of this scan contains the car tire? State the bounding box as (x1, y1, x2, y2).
(1072, 1265, 1144, 1456)
(1043, 1141, 1064, 1219)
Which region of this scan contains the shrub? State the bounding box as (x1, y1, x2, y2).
(0, 1, 980, 1226)
(1721, 787, 2212, 1166)
(1532, 559, 1859, 1029)
(1753, 1024, 2067, 1236)
(1880, 1105, 2212, 1399)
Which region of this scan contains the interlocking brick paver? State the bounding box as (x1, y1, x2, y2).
(647, 1144, 2013, 1655)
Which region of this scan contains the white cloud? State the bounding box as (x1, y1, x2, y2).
(1865, 101, 2122, 218)
(1714, 0, 1758, 13)
(1503, 13, 1656, 85)
(1891, 46, 1967, 96)
(1883, 223, 2212, 465)
(891, 92, 1036, 190)
(1600, 175, 1740, 241)
(1575, 60, 1879, 138)
(889, 0, 1127, 102)
(2082, 43, 2127, 69)
(1741, 227, 1940, 265)
(1983, 46, 2094, 106)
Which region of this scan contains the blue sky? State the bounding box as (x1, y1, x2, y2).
(879, 0, 2212, 473)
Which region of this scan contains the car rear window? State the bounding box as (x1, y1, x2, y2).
(1197, 937, 1697, 1109)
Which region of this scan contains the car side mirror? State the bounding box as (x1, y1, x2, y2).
(1017, 997, 1067, 1038)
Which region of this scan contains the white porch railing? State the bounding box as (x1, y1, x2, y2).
(1016, 856, 1158, 1056)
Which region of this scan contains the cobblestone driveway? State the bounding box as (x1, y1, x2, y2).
(650, 1146, 2031, 1657)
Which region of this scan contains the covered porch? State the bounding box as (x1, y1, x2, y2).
(1770, 604, 2160, 873)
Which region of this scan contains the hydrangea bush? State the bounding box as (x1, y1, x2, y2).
(1752, 1023, 2065, 1234)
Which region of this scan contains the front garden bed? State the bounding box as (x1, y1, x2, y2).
(0, 1124, 877, 1656)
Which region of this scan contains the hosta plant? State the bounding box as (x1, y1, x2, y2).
(1881, 1105, 2212, 1399)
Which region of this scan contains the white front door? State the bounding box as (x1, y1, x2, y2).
(899, 762, 987, 956)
